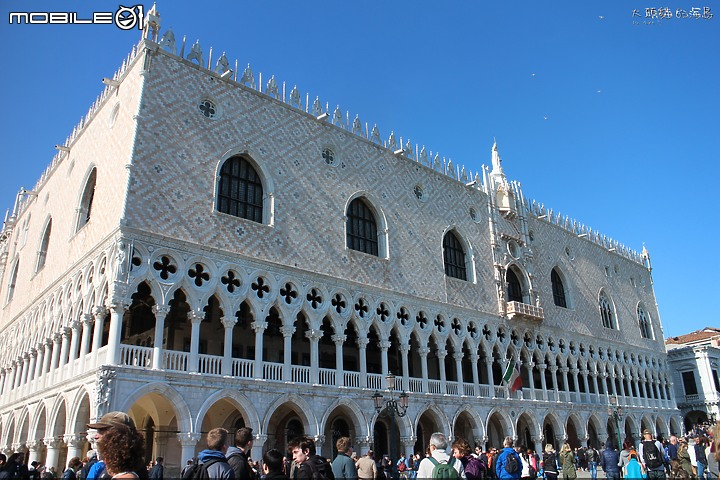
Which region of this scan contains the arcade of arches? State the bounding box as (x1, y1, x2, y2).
(0, 382, 682, 477)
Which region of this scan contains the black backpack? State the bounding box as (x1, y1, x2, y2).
(504, 452, 519, 474)
(642, 441, 663, 469)
(307, 455, 335, 480)
(181, 458, 222, 480)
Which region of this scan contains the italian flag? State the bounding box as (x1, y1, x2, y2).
(503, 360, 523, 392)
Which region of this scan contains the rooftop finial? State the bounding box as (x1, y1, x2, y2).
(491, 139, 503, 174)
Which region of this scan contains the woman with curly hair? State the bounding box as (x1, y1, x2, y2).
(96, 424, 148, 479)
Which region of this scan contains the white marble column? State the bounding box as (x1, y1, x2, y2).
(78, 313, 94, 372)
(400, 345, 410, 391)
(281, 326, 294, 382)
(549, 366, 559, 402)
(188, 311, 202, 373)
(527, 362, 536, 400)
(41, 339, 52, 385)
(357, 337, 369, 388)
(252, 320, 267, 380)
(379, 340, 391, 377)
(177, 433, 201, 466)
(307, 329, 322, 385)
(64, 434, 85, 467)
(453, 352, 464, 394)
(332, 334, 346, 387)
(419, 347, 429, 393)
(152, 305, 170, 370)
(538, 363, 548, 401)
(20, 353, 30, 387)
(221, 316, 236, 376)
(105, 302, 127, 365)
(92, 306, 106, 356)
(43, 437, 63, 472)
(58, 328, 72, 379)
(484, 355, 494, 393)
(469, 354, 480, 396)
(25, 440, 42, 465)
(26, 350, 37, 387)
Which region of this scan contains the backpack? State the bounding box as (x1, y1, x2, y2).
(505, 452, 519, 474)
(429, 457, 459, 480)
(78, 459, 97, 480)
(307, 455, 335, 480)
(398, 460, 408, 472)
(642, 441, 664, 469)
(181, 458, 221, 480)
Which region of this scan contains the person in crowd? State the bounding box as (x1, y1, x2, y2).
(667, 436, 679, 463)
(262, 449, 286, 480)
(495, 437, 520, 480)
(192, 427, 234, 479)
(584, 444, 599, 480)
(624, 451, 644, 479)
(417, 432, 465, 479)
(0, 454, 7, 480)
(558, 443, 576, 480)
(332, 437, 357, 480)
(180, 460, 193, 478)
(79, 451, 98, 480)
(87, 411, 139, 480)
(677, 438, 694, 478)
(356, 450, 377, 480)
(95, 423, 148, 479)
(2, 452, 29, 479)
(452, 437, 484, 480)
(288, 435, 334, 480)
(396, 452, 410, 480)
(381, 456, 392, 480)
(227, 427, 256, 480)
(542, 444, 559, 480)
(694, 436, 709, 480)
(148, 457, 163, 480)
(639, 429, 667, 479)
(599, 441, 620, 480)
(618, 440, 633, 474)
(62, 457, 83, 480)
(518, 447, 534, 480)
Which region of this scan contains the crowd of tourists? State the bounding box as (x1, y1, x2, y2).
(1, 414, 720, 480)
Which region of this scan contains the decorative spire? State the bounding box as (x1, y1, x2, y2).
(491, 138, 503, 174)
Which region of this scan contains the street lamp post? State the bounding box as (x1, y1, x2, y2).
(373, 372, 410, 479)
(607, 395, 624, 451)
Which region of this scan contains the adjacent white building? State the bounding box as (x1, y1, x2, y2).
(666, 327, 720, 429)
(0, 8, 681, 476)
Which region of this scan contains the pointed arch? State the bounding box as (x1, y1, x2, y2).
(442, 229, 469, 281)
(599, 289, 617, 330)
(36, 217, 53, 272)
(76, 166, 97, 231)
(551, 267, 569, 308)
(345, 194, 388, 258)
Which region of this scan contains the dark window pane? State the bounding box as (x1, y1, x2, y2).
(217, 156, 264, 223)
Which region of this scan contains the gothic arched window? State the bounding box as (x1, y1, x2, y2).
(346, 198, 378, 256)
(551, 268, 567, 308)
(5, 259, 19, 304)
(76, 167, 97, 231)
(638, 305, 652, 339)
(507, 268, 523, 303)
(599, 291, 615, 329)
(36, 218, 52, 272)
(443, 231, 467, 280)
(217, 156, 264, 223)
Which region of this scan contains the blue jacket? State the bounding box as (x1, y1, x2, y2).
(495, 448, 521, 479)
(197, 449, 234, 479)
(600, 447, 620, 474)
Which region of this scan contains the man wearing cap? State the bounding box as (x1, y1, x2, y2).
(86, 411, 137, 480)
(638, 429, 666, 479)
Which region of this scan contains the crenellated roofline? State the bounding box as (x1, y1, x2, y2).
(1, 8, 649, 268)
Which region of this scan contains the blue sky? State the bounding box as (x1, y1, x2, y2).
(1, 1, 717, 339)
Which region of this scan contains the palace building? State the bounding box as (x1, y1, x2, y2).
(0, 8, 681, 476)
